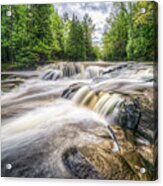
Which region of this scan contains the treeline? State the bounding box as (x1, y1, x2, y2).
(103, 1, 158, 61)
(1, 2, 157, 69)
(64, 13, 99, 61)
(1, 4, 99, 69)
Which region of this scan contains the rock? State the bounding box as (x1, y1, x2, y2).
(117, 98, 141, 130)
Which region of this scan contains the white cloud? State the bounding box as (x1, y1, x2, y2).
(54, 2, 112, 45)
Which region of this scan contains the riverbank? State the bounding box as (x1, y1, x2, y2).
(1, 60, 154, 72)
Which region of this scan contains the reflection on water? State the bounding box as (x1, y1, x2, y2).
(1, 62, 157, 180)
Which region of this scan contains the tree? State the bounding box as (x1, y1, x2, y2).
(1, 5, 13, 64)
(1, 5, 28, 64)
(1, 4, 64, 68)
(102, 1, 157, 61)
(103, 9, 128, 61)
(66, 14, 86, 61)
(82, 14, 95, 60)
(63, 12, 69, 23)
(126, 1, 157, 61)
(51, 8, 64, 59)
(28, 4, 56, 62)
(92, 45, 101, 60)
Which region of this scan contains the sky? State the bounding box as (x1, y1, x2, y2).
(54, 2, 113, 45)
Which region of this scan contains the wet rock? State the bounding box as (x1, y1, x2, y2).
(102, 63, 129, 75)
(42, 69, 62, 80)
(117, 99, 141, 130)
(62, 84, 83, 99)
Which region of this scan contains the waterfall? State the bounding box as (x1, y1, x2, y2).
(41, 63, 81, 80)
(1, 99, 121, 178)
(1, 62, 155, 179)
(72, 86, 141, 129)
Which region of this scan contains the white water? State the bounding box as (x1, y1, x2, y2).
(1, 62, 154, 126)
(1, 62, 155, 178)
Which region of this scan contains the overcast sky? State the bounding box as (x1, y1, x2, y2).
(54, 2, 113, 45)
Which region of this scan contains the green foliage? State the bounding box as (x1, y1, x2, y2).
(82, 14, 95, 60)
(92, 45, 101, 60)
(1, 2, 157, 69)
(103, 10, 128, 61)
(126, 1, 157, 61)
(1, 4, 64, 67)
(103, 1, 157, 61)
(1, 5, 98, 68)
(1, 5, 28, 64)
(65, 13, 96, 61)
(28, 4, 61, 62)
(66, 14, 86, 61)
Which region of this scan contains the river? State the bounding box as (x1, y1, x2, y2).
(1, 61, 157, 180)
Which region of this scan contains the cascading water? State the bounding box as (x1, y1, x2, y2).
(41, 62, 81, 80)
(1, 62, 156, 179)
(71, 86, 141, 129)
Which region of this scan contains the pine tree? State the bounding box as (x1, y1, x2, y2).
(28, 4, 55, 62)
(1, 4, 64, 67)
(2, 5, 16, 64)
(82, 14, 95, 60)
(102, 6, 128, 61)
(51, 8, 64, 59)
(66, 14, 86, 61)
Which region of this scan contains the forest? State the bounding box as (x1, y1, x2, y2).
(1, 1, 157, 70)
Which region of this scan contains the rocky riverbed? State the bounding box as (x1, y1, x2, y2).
(1, 62, 157, 180)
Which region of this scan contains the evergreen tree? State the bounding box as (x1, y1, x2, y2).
(1, 5, 13, 64)
(28, 4, 55, 62)
(1, 4, 64, 68)
(103, 5, 128, 61)
(63, 12, 69, 23)
(126, 1, 157, 61)
(82, 14, 95, 60)
(1, 2, 157, 70)
(102, 1, 157, 61)
(66, 14, 86, 61)
(1, 5, 28, 64)
(51, 9, 64, 59)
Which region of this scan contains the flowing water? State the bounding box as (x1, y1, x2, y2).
(1, 62, 157, 180)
